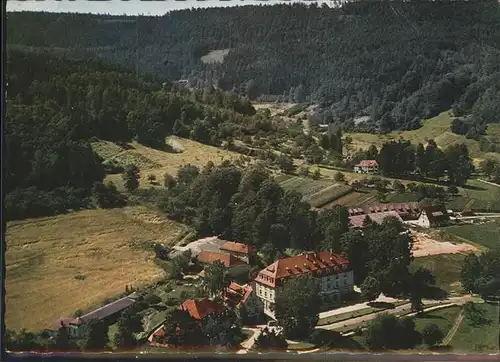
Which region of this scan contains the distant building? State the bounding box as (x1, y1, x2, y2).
(48, 293, 138, 338)
(219, 241, 256, 263)
(349, 210, 403, 229)
(254, 251, 354, 319)
(407, 204, 451, 228)
(354, 160, 379, 174)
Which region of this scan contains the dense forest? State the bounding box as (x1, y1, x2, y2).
(4, 49, 256, 220)
(6, 0, 500, 131)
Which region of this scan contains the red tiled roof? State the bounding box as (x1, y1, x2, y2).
(197, 251, 245, 267)
(180, 299, 226, 320)
(220, 241, 256, 254)
(225, 282, 253, 308)
(357, 160, 378, 167)
(255, 251, 350, 288)
(349, 211, 403, 228)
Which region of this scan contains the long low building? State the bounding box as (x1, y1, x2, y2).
(349, 210, 403, 228)
(349, 202, 421, 220)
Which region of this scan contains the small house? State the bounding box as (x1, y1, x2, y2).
(197, 250, 250, 277)
(219, 241, 256, 263)
(408, 204, 451, 228)
(354, 160, 379, 174)
(224, 282, 262, 319)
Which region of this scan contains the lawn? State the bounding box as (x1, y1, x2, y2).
(93, 137, 246, 191)
(410, 253, 468, 295)
(413, 306, 461, 337)
(347, 111, 500, 163)
(445, 220, 500, 250)
(5, 206, 187, 331)
(322, 190, 377, 209)
(449, 302, 500, 353)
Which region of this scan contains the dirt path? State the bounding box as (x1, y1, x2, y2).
(442, 310, 464, 345)
(411, 232, 479, 257)
(477, 179, 500, 188)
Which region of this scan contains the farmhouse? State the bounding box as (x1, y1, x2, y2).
(254, 251, 354, 319)
(219, 241, 256, 263)
(406, 204, 451, 228)
(149, 298, 227, 345)
(197, 250, 250, 278)
(49, 293, 138, 338)
(354, 160, 379, 174)
(349, 210, 403, 229)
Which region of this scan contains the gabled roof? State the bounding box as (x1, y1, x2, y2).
(79, 293, 137, 323)
(180, 299, 226, 320)
(349, 202, 420, 217)
(255, 251, 350, 288)
(220, 241, 256, 254)
(198, 251, 245, 267)
(349, 211, 403, 228)
(423, 204, 450, 224)
(356, 160, 378, 167)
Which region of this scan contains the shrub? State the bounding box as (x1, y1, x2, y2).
(422, 323, 444, 347)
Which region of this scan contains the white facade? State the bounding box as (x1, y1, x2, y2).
(354, 165, 378, 174)
(255, 270, 355, 319)
(405, 212, 431, 228)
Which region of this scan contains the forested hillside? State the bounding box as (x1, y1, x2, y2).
(7, 0, 500, 131)
(4, 49, 256, 220)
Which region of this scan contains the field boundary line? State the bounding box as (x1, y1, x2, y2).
(442, 309, 464, 345)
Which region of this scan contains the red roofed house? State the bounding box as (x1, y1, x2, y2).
(219, 241, 256, 263)
(148, 298, 227, 346)
(354, 160, 379, 174)
(224, 282, 263, 319)
(197, 250, 250, 277)
(254, 251, 354, 319)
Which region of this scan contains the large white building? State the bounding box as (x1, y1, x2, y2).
(354, 159, 379, 174)
(254, 251, 354, 319)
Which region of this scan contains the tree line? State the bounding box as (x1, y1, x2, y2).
(7, 1, 500, 132)
(5, 49, 258, 221)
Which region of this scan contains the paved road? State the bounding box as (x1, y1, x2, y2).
(319, 293, 399, 319)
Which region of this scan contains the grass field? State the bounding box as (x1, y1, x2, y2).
(449, 302, 500, 353)
(278, 175, 335, 198)
(445, 220, 500, 250)
(410, 253, 468, 295)
(91, 137, 244, 191)
(5, 206, 187, 331)
(447, 179, 500, 212)
(347, 111, 500, 163)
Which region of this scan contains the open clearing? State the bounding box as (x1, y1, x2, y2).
(5, 206, 186, 331)
(445, 220, 500, 250)
(411, 253, 468, 294)
(200, 49, 230, 64)
(413, 306, 462, 340)
(411, 232, 479, 257)
(347, 111, 500, 163)
(91, 137, 244, 191)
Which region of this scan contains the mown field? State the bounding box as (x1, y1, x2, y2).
(411, 253, 468, 295)
(446, 220, 500, 250)
(91, 137, 245, 191)
(386, 179, 500, 213)
(347, 111, 500, 163)
(5, 206, 187, 331)
(413, 306, 462, 339)
(322, 190, 377, 209)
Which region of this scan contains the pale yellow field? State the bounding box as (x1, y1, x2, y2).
(5, 206, 187, 331)
(92, 137, 245, 191)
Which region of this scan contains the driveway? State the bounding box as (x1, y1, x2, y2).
(319, 293, 399, 320)
(171, 236, 227, 257)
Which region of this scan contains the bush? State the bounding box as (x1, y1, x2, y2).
(145, 294, 162, 305)
(334, 171, 345, 182)
(422, 323, 444, 347)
